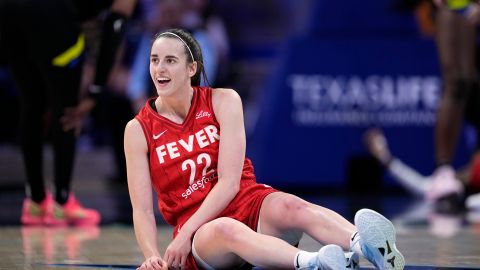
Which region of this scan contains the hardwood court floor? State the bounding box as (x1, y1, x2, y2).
(2, 141, 479, 269)
(1, 208, 479, 270)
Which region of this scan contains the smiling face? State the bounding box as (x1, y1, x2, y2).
(149, 37, 197, 97)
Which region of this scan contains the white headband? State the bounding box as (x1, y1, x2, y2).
(159, 32, 195, 62)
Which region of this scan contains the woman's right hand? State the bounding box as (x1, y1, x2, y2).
(137, 255, 168, 270)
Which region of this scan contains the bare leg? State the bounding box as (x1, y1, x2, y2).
(258, 192, 356, 250)
(251, 192, 403, 269)
(193, 217, 301, 269)
(434, 8, 477, 165)
(192, 192, 403, 269)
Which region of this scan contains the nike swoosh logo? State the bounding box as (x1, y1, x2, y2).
(153, 130, 167, 140)
(351, 232, 358, 241)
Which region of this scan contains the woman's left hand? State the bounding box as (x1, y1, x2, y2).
(163, 232, 191, 269)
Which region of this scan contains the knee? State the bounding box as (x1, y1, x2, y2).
(277, 195, 311, 222)
(208, 217, 244, 245)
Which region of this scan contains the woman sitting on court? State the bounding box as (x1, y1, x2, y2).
(124, 28, 405, 270)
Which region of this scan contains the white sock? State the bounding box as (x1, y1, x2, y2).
(350, 231, 364, 258)
(294, 250, 318, 270)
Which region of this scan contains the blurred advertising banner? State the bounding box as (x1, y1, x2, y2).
(290, 73, 439, 127)
(248, 37, 471, 190)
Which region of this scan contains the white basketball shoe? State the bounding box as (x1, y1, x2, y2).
(345, 251, 360, 270)
(354, 209, 405, 270)
(427, 165, 464, 202)
(466, 193, 480, 210)
(316, 244, 349, 270)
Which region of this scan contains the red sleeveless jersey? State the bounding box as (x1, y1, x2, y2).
(135, 87, 276, 232)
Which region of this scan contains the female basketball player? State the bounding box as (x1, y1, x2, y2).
(124, 28, 405, 270)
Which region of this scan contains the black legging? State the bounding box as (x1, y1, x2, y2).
(0, 0, 83, 204)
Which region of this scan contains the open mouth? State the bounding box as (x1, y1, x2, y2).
(157, 77, 171, 86)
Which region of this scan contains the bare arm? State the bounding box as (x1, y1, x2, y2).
(183, 88, 245, 233)
(124, 119, 166, 269)
(163, 88, 246, 267)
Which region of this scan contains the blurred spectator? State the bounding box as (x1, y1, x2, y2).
(0, 0, 136, 225)
(364, 128, 480, 211)
(365, 128, 480, 195)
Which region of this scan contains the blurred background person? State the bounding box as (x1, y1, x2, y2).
(364, 126, 480, 237)
(0, 0, 136, 226)
(364, 128, 480, 210)
(393, 0, 480, 209)
(429, 0, 480, 204)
